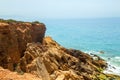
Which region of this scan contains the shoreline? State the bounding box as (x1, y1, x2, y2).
(103, 62, 120, 76)
(0, 19, 120, 80)
(85, 50, 120, 76)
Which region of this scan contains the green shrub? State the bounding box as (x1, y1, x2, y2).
(32, 21, 40, 24)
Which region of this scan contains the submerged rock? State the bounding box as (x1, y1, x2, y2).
(99, 51, 104, 54)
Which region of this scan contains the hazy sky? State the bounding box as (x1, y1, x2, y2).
(0, 0, 120, 19)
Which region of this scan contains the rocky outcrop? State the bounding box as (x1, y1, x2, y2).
(0, 20, 46, 71)
(19, 36, 109, 80)
(0, 19, 120, 80)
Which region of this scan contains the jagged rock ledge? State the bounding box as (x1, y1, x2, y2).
(0, 19, 120, 80)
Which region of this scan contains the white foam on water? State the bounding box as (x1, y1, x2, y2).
(102, 56, 120, 76)
(84, 50, 120, 76)
(84, 50, 101, 55)
(103, 63, 120, 76)
(114, 56, 120, 59)
(114, 57, 120, 62)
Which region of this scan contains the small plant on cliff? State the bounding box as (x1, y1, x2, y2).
(0, 19, 16, 23)
(0, 18, 24, 23)
(6, 19, 17, 23)
(0, 19, 5, 22)
(32, 21, 40, 24)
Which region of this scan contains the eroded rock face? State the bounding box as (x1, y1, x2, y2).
(0, 21, 46, 71)
(0, 20, 119, 80)
(20, 37, 107, 80)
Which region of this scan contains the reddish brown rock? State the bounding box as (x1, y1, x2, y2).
(0, 21, 46, 71)
(0, 19, 119, 80)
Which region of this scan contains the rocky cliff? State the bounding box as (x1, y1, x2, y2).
(0, 19, 120, 80)
(0, 20, 46, 71)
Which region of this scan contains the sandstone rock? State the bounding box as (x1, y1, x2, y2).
(0, 19, 119, 80)
(0, 67, 41, 80)
(0, 20, 46, 71)
(19, 36, 109, 80)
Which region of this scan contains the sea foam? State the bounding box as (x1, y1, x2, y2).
(84, 50, 120, 76)
(103, 63, 120, 76)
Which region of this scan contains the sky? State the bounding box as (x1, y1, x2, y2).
(0, 0, 120, 19)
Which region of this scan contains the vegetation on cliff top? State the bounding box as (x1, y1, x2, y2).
(0, 18, 42, 24)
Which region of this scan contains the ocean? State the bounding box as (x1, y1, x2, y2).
(41, 18, 120, 75)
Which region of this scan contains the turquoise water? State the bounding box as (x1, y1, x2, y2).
(41, 18, 120, 75)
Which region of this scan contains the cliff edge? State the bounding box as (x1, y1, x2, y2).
(0, 19, 46, 71)
(0, 19, 119, 80)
